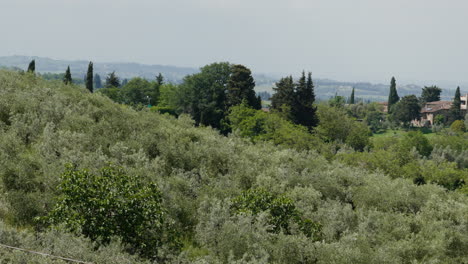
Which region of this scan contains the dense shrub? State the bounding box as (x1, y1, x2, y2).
(44, 165, 181, 260)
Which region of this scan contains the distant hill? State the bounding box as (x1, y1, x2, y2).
(2, 55, 460, 101)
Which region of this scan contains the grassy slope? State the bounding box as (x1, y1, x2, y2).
(0, 70, 467, 263)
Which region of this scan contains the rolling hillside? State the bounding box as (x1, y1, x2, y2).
(0, 70, 466, 263)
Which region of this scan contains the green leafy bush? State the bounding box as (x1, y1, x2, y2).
(44, 165, 180, 260)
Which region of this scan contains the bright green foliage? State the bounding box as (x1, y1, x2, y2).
(27, 59, 35, 73)
(434, 114, 445, 125)
(63, 66, 72, 85)
(45, 165, 180, 259)
(387, 77, 399, 112)
(421, 85, 442, 103)
(122, 77, 158, 106)
(316, 105, 371, 150)
(105, 71, 120, 88)
(328, 95, 346, 108)
(86, 62, 93, 93)
(231, 188, 322, 239)
(400, 131, 433, 157)
(346, 121, 372, 151)
(226, 64, 259, 109)
(150, 106, 177, 116)
(228, 103, 322, 151)
(99, 77, 161, 107)
(94, 73, 103, 88)
(391, 95, 421, 126)
(451, 120, 466, 133)
(175, 62, 231, 130)
(449, 86, 462, 123)
(365, 110, 385, 133)
(158, 83, 178, 108)
(349, 87, 355, 104)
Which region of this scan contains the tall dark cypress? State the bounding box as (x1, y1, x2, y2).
(387, 77, 399, 113)
(349, 87, 355, 104)
(27, 60, 35, 73)
(86, 62, 94, 93)
(63, 66, 72, 85)
(449, 86, 462, 123)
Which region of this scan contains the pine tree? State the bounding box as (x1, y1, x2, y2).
(271, 76, 295, 112)
(63, 66, 72, 85)
(449, 86, 462, 123)
(27, 60, 35, 73)
(226, 64, 259, 109)
(293, 71, 318, 129)
(94, 74, 102, 89)
(387, 77, 399, 113)
(421, 86, 442, 103)
(156, 73, 164, 86)
(86, 62, 94, 93)
(349, 87, 355, 104)
(105, 71, 120, 88)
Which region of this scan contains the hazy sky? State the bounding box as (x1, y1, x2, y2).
(1, 0, 468, 85)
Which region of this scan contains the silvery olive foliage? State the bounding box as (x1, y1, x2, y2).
(0, 70, 467, 263)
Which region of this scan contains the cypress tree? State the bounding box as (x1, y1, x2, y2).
(105, 71, 120, 88)
(94, 73, 102, 89)
(449, 86, 462, 123)
(63, 66, 72, 85)
(226, 64, 259, 109)
(156, 73, 164, 86)
(86, 62, 94, 93)
(27, 60, 35, 73)
(349, 87, 355, 104)
(387, 77, 399, 113)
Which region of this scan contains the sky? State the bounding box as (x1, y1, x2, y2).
(1, 0, 468, 85)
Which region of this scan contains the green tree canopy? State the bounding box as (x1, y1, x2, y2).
(122, 77, 158, 106)
(391, 95, 421, 127)
(421, 86, 442, 103)
(226, 64, 259, 109)
(175, 62, 231, 130)
(105, 71, 121, 88)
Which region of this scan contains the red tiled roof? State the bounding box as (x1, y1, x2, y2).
(421, 101, 452, 113)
